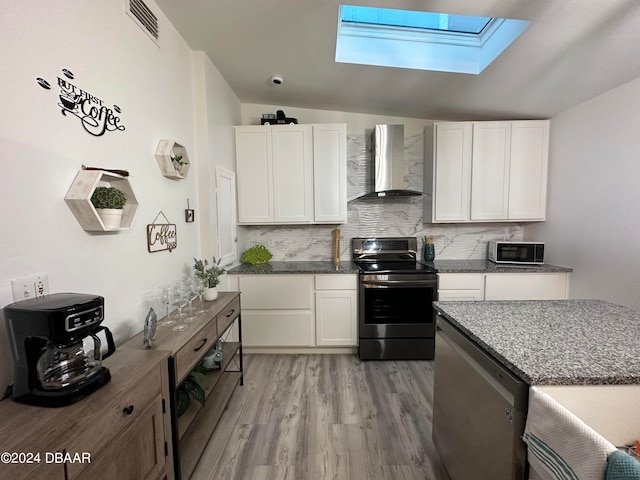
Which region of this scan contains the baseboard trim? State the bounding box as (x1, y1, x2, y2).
(242, 347, 358, 355)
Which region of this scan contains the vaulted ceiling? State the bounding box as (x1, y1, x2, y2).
(155, 0, 640, 120)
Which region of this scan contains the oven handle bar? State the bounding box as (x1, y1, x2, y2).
(362, 280, 437, 287)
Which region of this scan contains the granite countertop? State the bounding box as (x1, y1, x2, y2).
(227, 261, 360, 274)
(432, 299, 640, 386)
(228, 259, 572, 275)
(432, 259, 573, 273)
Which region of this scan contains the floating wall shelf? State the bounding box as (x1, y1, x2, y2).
(65, 170, 139, 232)
(155, 140, 190, 179)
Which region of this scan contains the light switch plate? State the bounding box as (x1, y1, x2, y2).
(10, 274, 49, 302)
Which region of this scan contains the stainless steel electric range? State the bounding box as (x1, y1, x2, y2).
(352, 237, 438, 360)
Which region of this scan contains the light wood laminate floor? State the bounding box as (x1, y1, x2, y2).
(191, 354, 451, 480)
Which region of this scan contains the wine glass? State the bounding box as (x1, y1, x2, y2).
(168, 283, 189, 331)
(183, 277, 199, 323)
(187, 275, 206, 317)
(157, 285, 176, 327)
(183, 276, 196, 313)
(194, 276, 208, 314)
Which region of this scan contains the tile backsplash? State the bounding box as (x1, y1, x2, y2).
(238, 131, 523, 261)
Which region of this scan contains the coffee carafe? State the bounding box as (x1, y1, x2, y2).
(4, 293, 115, 407)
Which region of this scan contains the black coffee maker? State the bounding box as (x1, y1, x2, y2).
(4, 293, 116, 407)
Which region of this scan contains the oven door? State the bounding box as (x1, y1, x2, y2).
(359, 273, 437, 339)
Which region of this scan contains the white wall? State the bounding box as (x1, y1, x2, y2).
(193, 52, 242, 264)
(0, 1, 240, 389)
(526, 77, 640, 310)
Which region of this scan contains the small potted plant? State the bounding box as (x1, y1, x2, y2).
(171, 154, 189, 176)
(240, 244, 273, 264)
(175, 366, 206, 418)
(193, 256, 226, 301)
(90, 186, 127, 229)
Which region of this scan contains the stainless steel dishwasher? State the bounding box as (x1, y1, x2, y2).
(433, 314, 529, 480)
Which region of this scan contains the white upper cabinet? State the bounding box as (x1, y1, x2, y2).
(235, 124, 312, 224)
(312, 124, 347, 223)
(271, 125, 313, 223)
(427, 122, 473, 222)
(235, 124, 347, 225)
(235, 126, 274, 224)
(507, 121, 549, 220)
(424, 120, 549, 223)
(470, 121, 511, 220)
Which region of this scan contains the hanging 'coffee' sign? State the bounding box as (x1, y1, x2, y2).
(36, 68, 126, 137)
(147, 211, 177, 253)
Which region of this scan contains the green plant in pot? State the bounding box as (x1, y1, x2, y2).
(90, 186, 127, 229)
(175, 364, 206, 417)
(241, 244, 272, 264)
(193, 256, 226, 301)
(171, 154, 189, 175)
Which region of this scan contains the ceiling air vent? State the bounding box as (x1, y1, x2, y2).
(126, 0, 160, 46)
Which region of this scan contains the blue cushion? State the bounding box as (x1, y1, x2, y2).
(605, 450, 640, 480)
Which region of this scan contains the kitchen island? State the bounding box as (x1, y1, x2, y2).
(432, 299, 640, 385)
(431, 299, 640, 480)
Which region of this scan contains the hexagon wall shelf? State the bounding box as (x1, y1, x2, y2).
(155, 140, 190, 179)
(65, 170, 139, 232)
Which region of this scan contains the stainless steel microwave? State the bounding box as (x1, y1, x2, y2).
(488, 241, 545, 264)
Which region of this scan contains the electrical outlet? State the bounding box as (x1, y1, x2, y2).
(443, 236, 451, 246)
(35, 275, 49, 297)
(10, 274, 49, 302)
(267, 236, 276, 247)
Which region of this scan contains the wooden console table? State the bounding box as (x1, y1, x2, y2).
(122, 291, 243, 480)
(0, 349, 172, 480)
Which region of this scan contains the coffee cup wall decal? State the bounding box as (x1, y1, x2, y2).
(36, 68, 126, 137)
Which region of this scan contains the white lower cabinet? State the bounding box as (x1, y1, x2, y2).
(236, 275, 314, 346)
(438, 272, 570, 301)
(315, 275, 357, 346)
(484, 272, 570, 300)
(437, 273, 484, 301)
(242, 310, 314, 346)
(230, 274, 357, 348)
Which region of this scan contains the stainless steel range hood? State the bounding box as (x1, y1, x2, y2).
(361, 124, 422, 198)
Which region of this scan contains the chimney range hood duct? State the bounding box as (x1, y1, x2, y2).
(361, 124, 422, 198)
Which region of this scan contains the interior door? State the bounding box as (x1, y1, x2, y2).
(215, 166, 237, 266)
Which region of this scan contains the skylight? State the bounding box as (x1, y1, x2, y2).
(335, 6, 531, 74)
(340, 6, 492, 35)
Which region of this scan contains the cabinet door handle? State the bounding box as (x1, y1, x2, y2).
(194, 338, 208, 352)
(123, 405, 134, 415)
(226, 309, 235, 318)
